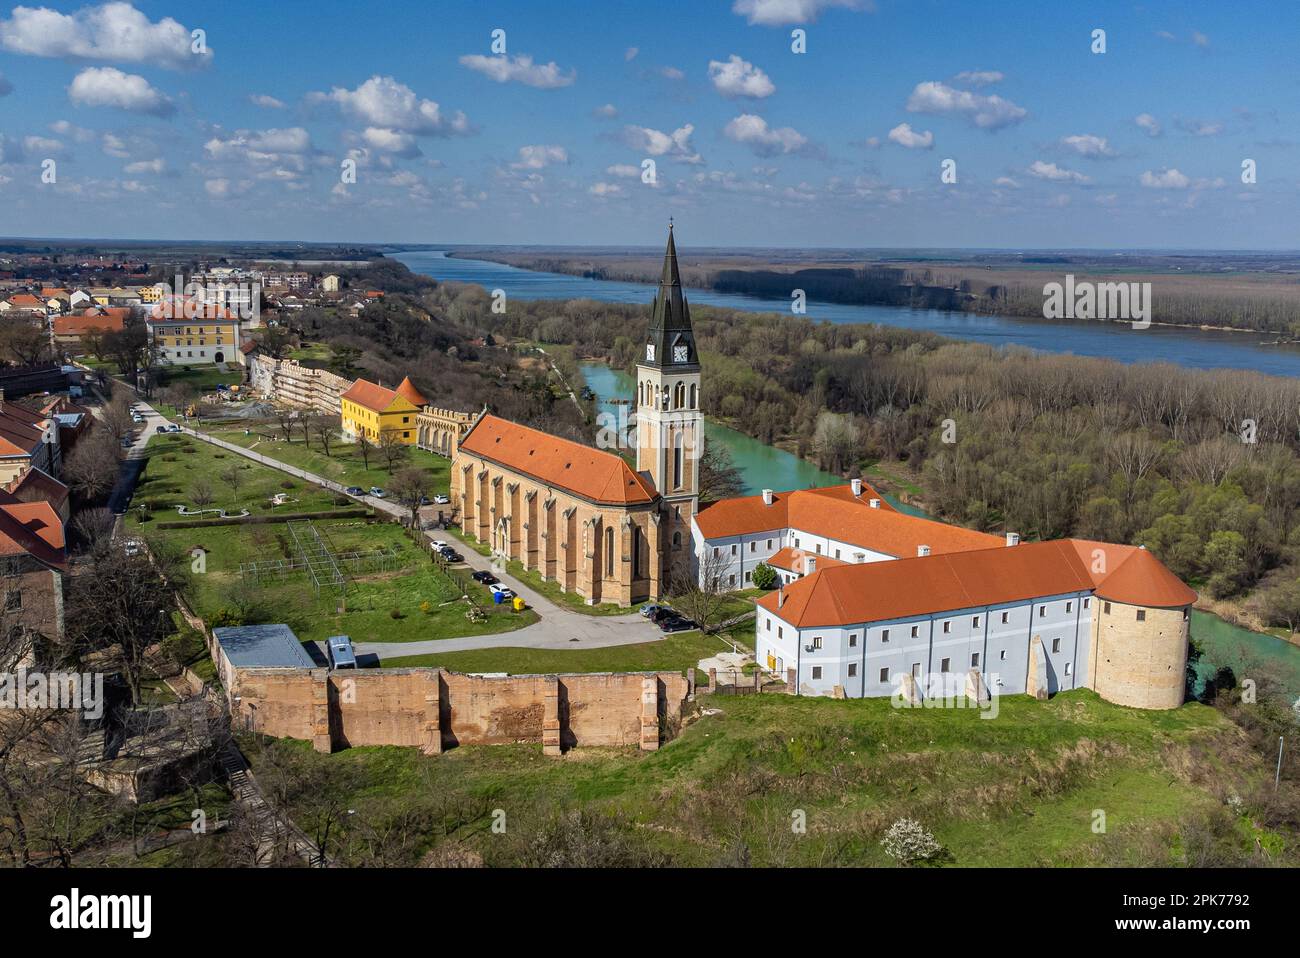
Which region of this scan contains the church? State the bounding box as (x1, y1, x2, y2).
(450, 224, 700, 605)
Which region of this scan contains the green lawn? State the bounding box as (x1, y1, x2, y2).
(204, 428, 451, 495)
(243, 689, 1279, 868)
(131, 434, 535, 644)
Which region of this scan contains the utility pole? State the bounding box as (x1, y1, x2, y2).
(1277, 736, 1284, 790)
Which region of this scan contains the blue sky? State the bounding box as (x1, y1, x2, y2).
(0, 0, 1297, 248)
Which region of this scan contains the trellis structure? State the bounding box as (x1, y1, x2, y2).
(239, 520, 403, 594)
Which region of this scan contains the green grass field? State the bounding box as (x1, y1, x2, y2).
(244, 689, 1283, 868)
(131, 434, 536, 644)
(204, 428, 451, 495)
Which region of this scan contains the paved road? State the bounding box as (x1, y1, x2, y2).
(143, 408, 668, 658)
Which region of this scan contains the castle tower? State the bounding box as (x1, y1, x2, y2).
(636, 223, 702, 571)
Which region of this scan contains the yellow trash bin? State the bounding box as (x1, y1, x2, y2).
(512, 596, 526, 612)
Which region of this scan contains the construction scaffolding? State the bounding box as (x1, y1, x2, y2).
(238, 520, 403, 595)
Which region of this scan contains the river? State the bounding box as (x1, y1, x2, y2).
(392, 249, 1300, 379)
(395, 248, 1300, 700)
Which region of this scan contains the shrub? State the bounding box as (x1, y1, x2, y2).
(880, 818, 942, 865)
(389, 608, 404, 619)
(279, 480, 296, 490)
(420, 600, 433, 615)
(751, 562, 777, 590)
(213, 453, 225, 458)
(181, 446, 197, 454)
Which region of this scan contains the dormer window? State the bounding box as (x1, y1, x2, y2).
(645, 343, 655, 362)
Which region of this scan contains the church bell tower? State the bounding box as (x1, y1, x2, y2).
(636, 222, 702, 553)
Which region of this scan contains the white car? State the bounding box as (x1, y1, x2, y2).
(430, 540, 449, 550)
(432, 494, 450, 504)
(489, 584, 515, 601)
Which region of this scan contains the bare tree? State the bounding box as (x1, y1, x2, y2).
(355, 432, 374, 469)
(63, 427, 121, 500)
(219, 464, 245, 506)
(390, 467, 431, 528)
(311, 416, 337, 457)
(191, 478, 214, 509)
(668, 547, 733, 632)
(378, 429, 410, 473)
(275, 407, 296, 443)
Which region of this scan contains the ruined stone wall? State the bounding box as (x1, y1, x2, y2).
(229, 666, 689, 754)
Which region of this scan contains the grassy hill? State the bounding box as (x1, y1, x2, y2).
(242, 689, 1293, 868)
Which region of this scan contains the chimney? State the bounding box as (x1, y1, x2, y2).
(762, 488, 774, 506)
(917, 545, 931, 557)
(777, 587, 785, 609)
(805, 555, 817, 575)
(851, 478, 862, 497)
(869, 498, 880, 509)
(1006, 532, 1020, 547)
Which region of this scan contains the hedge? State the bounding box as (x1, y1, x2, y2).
(155, 508, 371, 529)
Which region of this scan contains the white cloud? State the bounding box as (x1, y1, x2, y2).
(1139, 168, 1190, 189)
(659, 66, 685, 81)
(1135, 113, 1161, 137)
(621, 123, 702, 164)
(732, 0, 870, 26)
(724, 113, 809, 156)
(952, 70, 1003, 88)
(1179, 118, 1222, 137)
(906, 80, 1027, 130)
(249, 93, 285, 109)
(362, 127, 420, 157)
(1060, 134, 1115, 157)
(593, 103, 618, 118)
(458, 53, 575, 88)
(23, 135, 63, 156)
(124, 157, 163, 174)
(1027, 160, 1089, 183)
(310, 75, 470, 136)
(205, 178, 230, 197)
(605, 164, 640, 177)
(887, 122, 933, 149)
(589, 181, 624, 196)
(1192, 31, 1210, 48)
(50, 120, 95, 142)
(0, 2, 211, 70)
(708, 55, 775, 99)
(205, 127, 314, 172)
(994, 176, 1019, 188)
(68, 66, 173, 116)
(511, 144, 568, 169)
(624, 47, 638, 61)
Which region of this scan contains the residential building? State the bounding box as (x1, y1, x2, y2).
(339, 376, 426, 444)
(147, 299, 243, 366)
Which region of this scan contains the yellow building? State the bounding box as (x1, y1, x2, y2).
(339, 376, 426, 444)
(147, 300, 242, 365)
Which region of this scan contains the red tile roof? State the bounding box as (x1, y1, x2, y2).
(695, 482, 1000, 559)
(757, 539, 1194, 629)
(0, 490, 65, 570)
(767, 545, 848, 575)
(459, 414, 658, 506)
(341, 377, 422, 413)
(54, 308, 128, 336)
(6, 467, 69, 511)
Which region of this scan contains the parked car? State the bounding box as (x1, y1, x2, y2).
(368, 486, 386, 498)
(649, 607, 676, 624)
(155, 425, 167, 434)
(418, 496, 432, 506)
(471, 570, 499, 585)
(344, 486, 365, 496)
(639, 603, 664, 618)
(488, 584, 515, 601)
(432, 494, 450, 504)
(657, 615, 697, 633)
(430, 540, 449, 551)
(166, 424, 182, 433)
(441, 551, 463, 563)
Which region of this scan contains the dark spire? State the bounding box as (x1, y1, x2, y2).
(641, 222, 698, 371)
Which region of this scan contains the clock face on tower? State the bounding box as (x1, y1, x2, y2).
(645, 343, 655, 362)
(673, 344, 689, 363)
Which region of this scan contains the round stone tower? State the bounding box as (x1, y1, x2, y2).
(1087, 546, 1197, 710)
